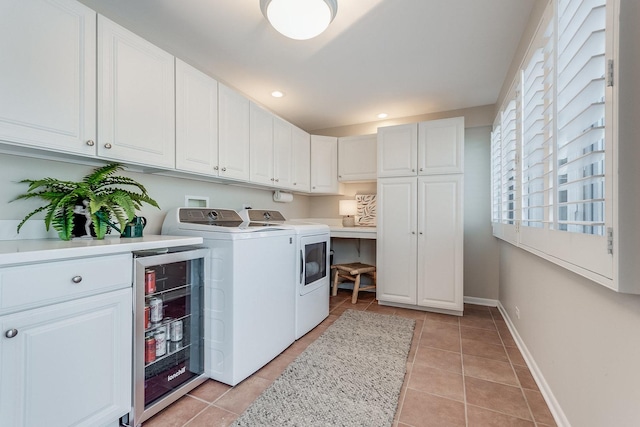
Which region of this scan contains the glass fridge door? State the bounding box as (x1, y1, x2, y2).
(131, 247, 208, 426)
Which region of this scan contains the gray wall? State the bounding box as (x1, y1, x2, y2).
(0, 153, 311, 235)
(499, 244, 640, 426)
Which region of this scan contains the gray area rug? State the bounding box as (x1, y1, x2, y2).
(232, 309, 415, 427)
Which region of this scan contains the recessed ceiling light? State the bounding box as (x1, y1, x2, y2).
(271, 91, 284, 98)
(377, 113, 388, 119)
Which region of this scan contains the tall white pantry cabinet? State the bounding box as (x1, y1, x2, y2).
(376, 117, 464, 315)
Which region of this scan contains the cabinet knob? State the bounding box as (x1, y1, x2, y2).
(271, 178, 275, 181)
(293, 182, 297, 186)
(5, 329, 18, 339)
(419, 232, 423, 235)
(419, 168, 424, 172)
(412, 231, 416, 235)
(214, 166, 219, 171)
(312, 186, 316, 189)
(86, 140, 95, 146)
(275, 178, 279, 182)
(338, 175, 342, 178)
(412, 169, 415, 172)
(71, 275, 83, 284)
(104, 143, 112, 149)
(221, 167, 226, 172)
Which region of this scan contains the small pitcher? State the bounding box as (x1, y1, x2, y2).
(122, 216, 147, 238)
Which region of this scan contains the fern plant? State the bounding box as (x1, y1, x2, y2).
(12, 163, 160, 240)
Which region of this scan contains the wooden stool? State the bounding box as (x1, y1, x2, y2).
(331, 262, 377, 304)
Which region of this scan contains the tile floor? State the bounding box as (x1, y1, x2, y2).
(142, 290, 556, 427)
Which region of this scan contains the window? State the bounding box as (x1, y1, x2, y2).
(491, 0, 613, 286)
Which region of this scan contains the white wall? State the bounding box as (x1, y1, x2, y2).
(0, 154, 310, 236)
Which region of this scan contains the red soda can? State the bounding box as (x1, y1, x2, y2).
(144, 305, 150, 329)
(145, 269, 156, 294)
(145, 335, 156, 364)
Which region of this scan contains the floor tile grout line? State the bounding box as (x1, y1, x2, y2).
(459, 318, 470, 427)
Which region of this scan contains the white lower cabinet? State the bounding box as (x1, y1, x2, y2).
(377, 175, 464, 314)
(0, 288, 132, 427)
(0, 253, 133, 427)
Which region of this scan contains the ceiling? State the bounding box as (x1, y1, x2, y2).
(77, 0, 536, 132)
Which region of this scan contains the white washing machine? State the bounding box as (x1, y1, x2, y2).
(162, 207, 296, 386)
(238, 209, 330, 339)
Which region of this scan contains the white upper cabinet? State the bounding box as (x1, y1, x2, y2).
(0, 0, 96, 155)
(291, 126, 311, 192)
(218, 84, 251, 181)
(273, 117, 294, 189)
(378, 117, 464, 177)
(249, 102, 275, 186)
(175, 59, 219, 176)
(338, 134, 377, 182)
(377, 123, 418, 177)
(310, 135, 340, 194)
(97, 15, 176, 168)
(418, 117, 464, 174)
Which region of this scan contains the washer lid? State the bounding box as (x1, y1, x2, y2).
(238, 208, 286, 224)
(178, 208, 243, 227)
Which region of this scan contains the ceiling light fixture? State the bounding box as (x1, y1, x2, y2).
(377, 113, 388, 119)
(271, 90, 284, 98)
(260, 0, 338, 41)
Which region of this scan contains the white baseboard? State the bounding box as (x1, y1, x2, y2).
(463, 296, 498, 307)
(496, 302, 570, 427)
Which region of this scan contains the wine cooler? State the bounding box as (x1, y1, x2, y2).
(125, 247, 208, 427)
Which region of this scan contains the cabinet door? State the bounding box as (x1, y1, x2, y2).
(0, 0, 96, 155)
(338, 134, 377, 182)
(417, 175, 464, 312)
(291, 126, 311, 192)
(376, 177, 418, 304)
(418, 117, 464, 175)
(218, 84, 250, 181)
(175, 59, 219, 175)
(377, 123, 418, 177)
(0, 289, 132, 427)
(310, 135, 339, 194)
(98, 15, 175, 168)
(273, 117, 294, 189)
(249, 103, 274, 185)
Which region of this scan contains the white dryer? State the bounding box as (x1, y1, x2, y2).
(239, 209, 330, 339)
(162, 207, 296, 386)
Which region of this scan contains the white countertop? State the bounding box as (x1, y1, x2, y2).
(0, 235, 203, 266)
(294, 218, 377, 239)
(329, 225, 377, 239)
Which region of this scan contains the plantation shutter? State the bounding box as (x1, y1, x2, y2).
(500, 99, 517, 225)
(555, 0, 607, 236)
(521, 48, 546, 229)
(490, 124, 502, 224)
